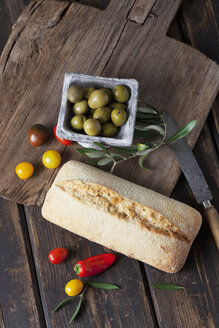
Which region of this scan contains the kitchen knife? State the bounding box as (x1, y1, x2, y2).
(163, 111, 219, 249)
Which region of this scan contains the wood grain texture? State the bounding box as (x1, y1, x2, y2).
(144, 160, 219, 328)
(143, 122, 219, 327)
(0, 306, 6, 328)
(141, 8, 219, 327)
(177, 0, 219, 143)
(0, 198, 45, 328)
(24, 204, 156, 328)
(127, 0, 157, 24)
(179, 0, 219, 63)
(0, 0, 29, 54)
(0, 0, 218, 205)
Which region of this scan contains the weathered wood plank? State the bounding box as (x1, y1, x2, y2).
(127, 0, 156, 24)
(179, 0, 219, 63)
(177, 0, 219, 140)
(0, 0, 218, 205)
(0, 2, 46, 326)
(25, 204, 156, 328)
(0, 0, 29, 54)
(0, 198, 46, 328)
(79, 0, 110, 10)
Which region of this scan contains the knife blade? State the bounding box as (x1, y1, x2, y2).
(163, 111, 219, 249)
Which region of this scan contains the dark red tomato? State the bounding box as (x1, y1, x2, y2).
(48, 247, 68, 264)
(53, 125, 71, 145)
(28, 124, 49, 146)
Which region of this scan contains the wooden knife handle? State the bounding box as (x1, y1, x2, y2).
(204, 206, 219, 249)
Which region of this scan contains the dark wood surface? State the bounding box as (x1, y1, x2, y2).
(0, 1, 218, 327)
(0, 0, 218, 206)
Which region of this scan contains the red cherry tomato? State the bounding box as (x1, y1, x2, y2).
(53, 125, 71, 145)
(48, 247, 68, 264)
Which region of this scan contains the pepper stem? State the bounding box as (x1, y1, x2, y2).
(74, 264, 81, 275)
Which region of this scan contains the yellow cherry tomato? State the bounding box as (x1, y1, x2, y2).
(15, 162, 34, 180)
(65, 279, 83, 296)
(42, 150, 61, 169)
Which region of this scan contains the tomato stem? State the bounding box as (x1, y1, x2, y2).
(74, 264, 81, 275)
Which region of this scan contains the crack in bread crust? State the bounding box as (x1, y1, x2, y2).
(56, 180, 190, 244)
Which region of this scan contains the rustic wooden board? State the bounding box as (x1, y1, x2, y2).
(0, 0, 218, 206)
(0, 198, 45, 328)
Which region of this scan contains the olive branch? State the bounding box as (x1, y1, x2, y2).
(76, 101, 196, 173)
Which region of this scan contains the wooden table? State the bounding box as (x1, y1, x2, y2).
(0, 1, 218, 327)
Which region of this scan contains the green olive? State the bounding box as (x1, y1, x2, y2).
(101, 122, 118, 137)
(70, 115, 86, 131)
(101, 88, 113, 103)
(67, 85, 83, 103)
(84, 118, 101, 136)
(109, 102, 126, 111)
(93, 107, 111, 124)
(111, 109, 127, 127)
(73, 100, 89, 115)
(112, 85, 130, 103)
(88, 89, 109, 109)
(83, 87, 95, 99)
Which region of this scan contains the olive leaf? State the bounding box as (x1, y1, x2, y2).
(136, 113, 160, 120)
(137, 143, 150, 152)
(166, 120, 197, 143)
(136, 147, 153, 156)
(85, 160, 99, 166)
(137, 107, 158, 115)
(135, 124, 165, 135)
(85, 281, 119, 290)
(68, 296, 83, 324)
(151, 283, 185, 290)
(111, 145, 138, 154)
(93, 142, 108, 152)
(137, 101, 160, 114)
(138, 155, 149, 170)
(97, 158, 114, 166)
(53, 296, 79, 313)
(84, 151, 105, 158)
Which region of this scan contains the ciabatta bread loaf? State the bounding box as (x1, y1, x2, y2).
(41, 160, 202, 273)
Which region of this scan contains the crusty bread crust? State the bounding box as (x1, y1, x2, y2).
(41, 160, 202, 273)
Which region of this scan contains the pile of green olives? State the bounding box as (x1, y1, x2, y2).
(67, 84, 130, 137)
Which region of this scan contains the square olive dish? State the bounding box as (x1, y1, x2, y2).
(56, 73, 139, 147)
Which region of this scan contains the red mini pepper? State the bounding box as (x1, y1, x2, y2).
(74, 253, 116, 277)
